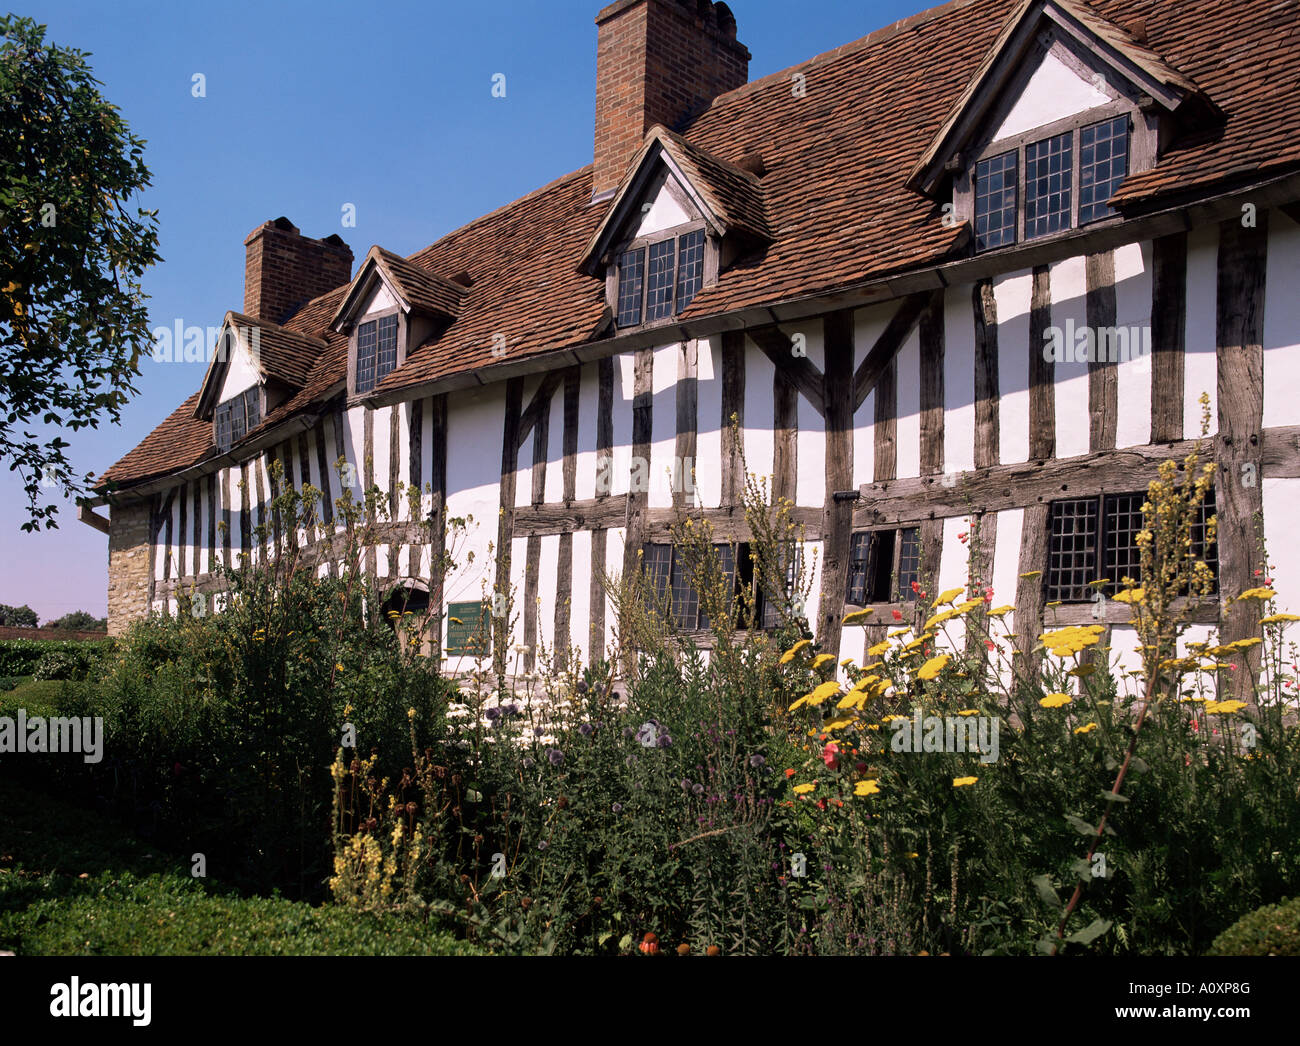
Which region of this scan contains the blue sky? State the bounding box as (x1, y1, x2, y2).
(1, 0, 921, 622)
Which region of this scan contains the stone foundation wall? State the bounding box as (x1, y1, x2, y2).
(107, 499, 152, 636)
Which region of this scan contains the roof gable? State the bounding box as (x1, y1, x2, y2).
(331, 245, 466, 333)
(579, 125, 770, 276)
(192, 311, 328, 420)
(907, 0, 1202, 196)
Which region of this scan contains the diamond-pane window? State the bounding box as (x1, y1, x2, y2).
(376, 314, 399, 383)
(242, 387, 260, 433)
(975, 150, 1018, 250)
(675, 229, 705, 313)
(215, 403, 233, 453)
(356, 319, 377, 393)
(1025, 131, 1073, 239)
(1079, 116, 1129, 224)
(645, 239, 676, 321)
(616, 248, 645, 328)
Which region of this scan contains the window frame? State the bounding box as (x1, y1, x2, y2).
(1044, 488, 1219, 604)
(845, 526, 923, 608)
(347, 303, 408, 401)
(959, 96, 1155, 253)
(641, 540, 796, 634)
(610, 220, 712, 332)
(213, 385, 264, 454)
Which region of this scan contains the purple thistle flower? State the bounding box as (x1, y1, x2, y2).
(578, 723, 594, 737)
(749, 754, 766, 768)
(547, 748, 564, 767)
(611, 802, 623, 814)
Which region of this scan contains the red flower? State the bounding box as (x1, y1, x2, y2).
(816, 798, 827, 811)
(911, 581, 921, 594)
(892, 609, 904, 621)
(639, 932, 660, 955)
(855, 761, 869, 775)
(822, 742, 840, 769)
(985, 640, 996, 651)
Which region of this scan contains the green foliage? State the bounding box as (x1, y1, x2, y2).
(0, 603, 38, 627)
(0, 637, 112, 675)
(0, 15, 162, 529)
(45, 610, 106, 632)
(1209, 896, 1300, 956)
(31, 642, 105, 680)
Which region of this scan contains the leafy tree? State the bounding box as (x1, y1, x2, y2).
(0, 603, 38, 627)
(0, 15, 161, 530)
(47, 608, 105, 631)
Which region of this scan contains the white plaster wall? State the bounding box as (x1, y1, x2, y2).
(992, 48, 1110, 142)
(543, 390, 566, 505)
(360, 281, 397, 317)
(1184, 224, 1219, 438)
(1050, 255, 1091, 458)
(944, 287, 978, 474)
(1113, 241, 1153, 448)
(895, 328, 921, 479)
(993, 268, 1033, 465)
(612, 352, 638, 498)
(741, 338, 776, 490)
(695, 337, 723, 508)
(795, 324, 826, 505)
(635, 172, 692, 238)
(1264, 217, 1300, 430)
(536, 533, 560, 662)
(851, 302, 891, 486)
(570, 528, 593, 665)
(1264, 478, 1300, 613)
(574, 361, 601, 501)
(648, 342, 687, 509)
(444, 384, 507, 605)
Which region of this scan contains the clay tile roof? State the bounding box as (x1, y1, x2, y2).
(369, 247, 467, 320)
(224, 311, 328, 388)
(99, 0, 1300, 492)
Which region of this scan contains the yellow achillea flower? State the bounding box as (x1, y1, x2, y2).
(792, 783, 816, 795)
(1112, 588, 1145, 604)
(1228, 638, 1262, 650)
(956, 709, 980, 717)
(1040, 693, 1073, 708)
(779, 638, 813, 665)
(824, 715, 856, 731)
(888, 628, 912, 639)
(837, 692, 869, 711)
(1069, 664, 1097, 678)
(924, 607, 960, 630)
(904, 633, 935, 652)
(449, 616, 464, 626)
(934, 588, 964, 607)
(917, 654, 950, 680)
(854, 779, 881, 797)
(956, 598, 984, 614)
(842, 609, 874, 625)
(1074, 722, 1099, 735)
(1236, 587, 1276, 602)
(335, 662, 345, 673)
(1020, 570, 1042, 580)
(841, 657, 856, 668)
(789, 680, 843, 710)
(868, 640, 892, 657)
(1205, 700, 1248, 715)
(1040, 625, 1105, 657)
(952, 776, 978, 788)
(1261, 613, 1300, 624)
(988, 605, 1015, 618)
(811, 653, 837, 670)
(881, 714, 908, 724)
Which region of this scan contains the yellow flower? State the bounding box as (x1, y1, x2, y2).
(906, 852, 919, 859)
(407, 707, 416, 720)
(779, 638, 813, 665)
(1260, 613, 1300, 624)
(854, 779, 881, 797)
(1039, 693, 1073, 708)
(1040, 625, 1105, 657)
(987, 605, 1015, 618)
(811, 653, 837, 670)
(789, 680, 843, 711)
(1228, 638, 1263, 650)
(1236, 587, 1276, 602)
(792, 783, 816, 795)
(952, 776, 978, 788)
(1112, 588, 1145, 605)
(1204, 700, 1248, 715)
(868, 640, 892, 657)
(837, 692, 869, 711)
(840, 658, 856, 668)
(889, 628, 912, 639)
(335, 662, 345, 673)
(934, 587, 964, 607)
(1020, 571, 1042, 580)
(917, 654, 950, 681)
(1074, 722, 1098, 735)
(824, 715, 856, 731)
(1068, 664, 1096, 678)
(881, 714, 908, 724)
(842, 609, 874, 625)
(924, 607, 960, 630)
(956, 709, 980, 717)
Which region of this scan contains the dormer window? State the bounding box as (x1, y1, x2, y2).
(615, 226, 706, 329)
(355, 313, 399, 394)
(214, 387, 261, 454)
(972, 112, 1132, 251)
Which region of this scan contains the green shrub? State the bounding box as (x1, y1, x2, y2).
(0, 638, 113, 677)
(1210, 897, 1300, 956)
(1, 872, 480, 956)
(32, 644, 104, 681)
(0, 676, 18, 691)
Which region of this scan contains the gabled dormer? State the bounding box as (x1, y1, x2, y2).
(580, 125, 770, 332)
(907, 0, 1212, 252)
(330, 246, 467, 400)
(193, 311, 327, 454)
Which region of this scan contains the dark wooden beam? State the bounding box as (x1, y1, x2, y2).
(494, 377, 524, 674)
(1086, 250, 1118, 452)
(1150, 232, 1187, 444)
(854, 291, 929, 412)
(817, 310, 855, 659)
(973, 279, 1000, 470)
(750, 325, 826, 417)
(1029, 264, 1055, 460)
(674, 341, 698, 511)
(720, 330, 745, 508)
(918, 289, 945, 477)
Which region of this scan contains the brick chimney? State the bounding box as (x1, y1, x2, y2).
(592, 0, 750, 199)
(243, 217, 353, 324)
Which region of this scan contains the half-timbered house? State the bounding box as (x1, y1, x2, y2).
(86, 0, 1300, 695)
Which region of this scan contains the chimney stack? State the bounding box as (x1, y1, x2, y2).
(243, 217, 353, 324)
(592, 0, 749, 199)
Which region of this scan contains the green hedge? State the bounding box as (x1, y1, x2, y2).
(1210, 897, 1300, 956)
(1, 873, 481, 956)
(0, 638, 113, 678)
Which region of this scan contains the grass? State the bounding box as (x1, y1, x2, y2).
(0, 675, 65, 716)
(0, 777, 482, 956)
